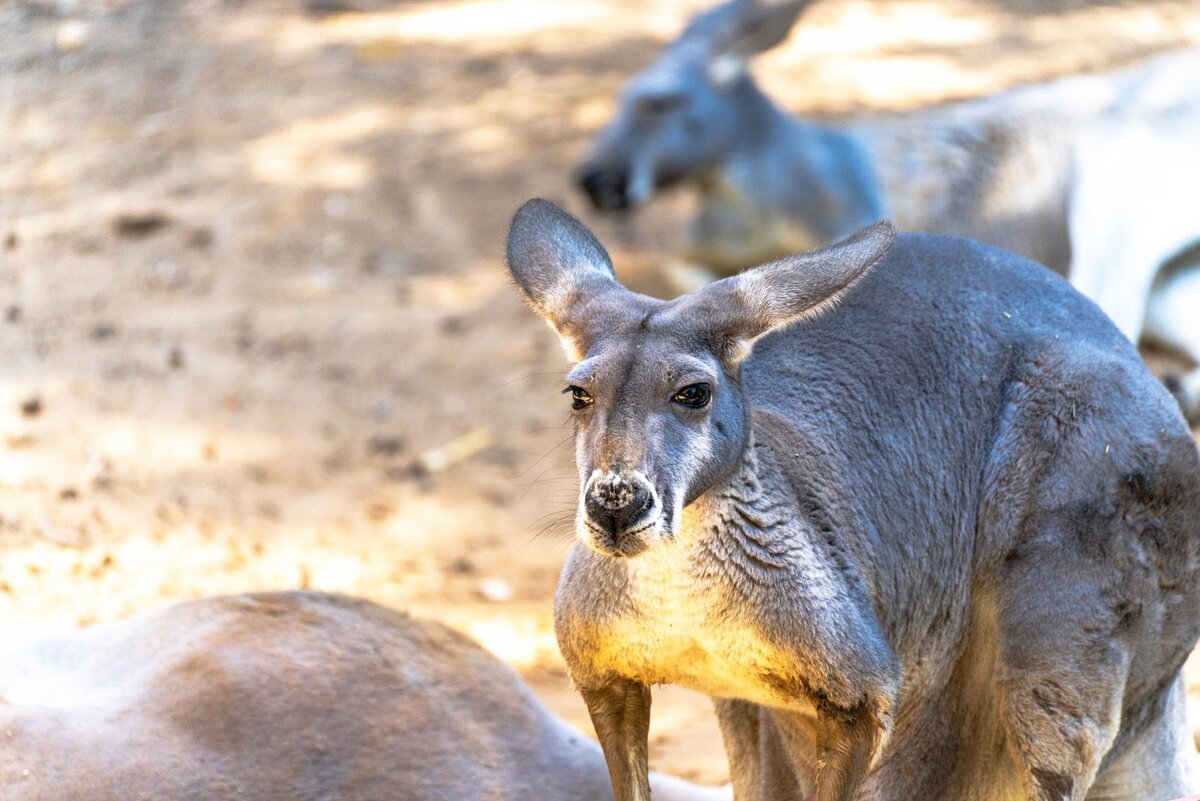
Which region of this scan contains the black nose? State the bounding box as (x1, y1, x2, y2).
(577, 165, 631, 211)
(585, 483, 653, 536)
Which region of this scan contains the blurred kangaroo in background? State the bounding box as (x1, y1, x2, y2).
(577, 0, 1200, 421)
(507, 199, 1200, 801)
(0, 591, 728, 801)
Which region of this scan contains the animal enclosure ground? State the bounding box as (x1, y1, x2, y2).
(2, 0, 1200, 784)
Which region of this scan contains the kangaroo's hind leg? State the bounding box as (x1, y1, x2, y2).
(713, 700, 818, 801)
(988, 540, 1128, 801)
(1085, 672, 1200, 801)
(979, 352, 1200, 801)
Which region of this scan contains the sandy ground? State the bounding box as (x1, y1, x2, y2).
(3, 0, 1200, 785)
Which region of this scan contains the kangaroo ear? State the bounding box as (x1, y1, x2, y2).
(698, 0, 810, 59)
(506, 199, 623, 361)
(683, 0, 810, 86)
(694, 221, 896, 363)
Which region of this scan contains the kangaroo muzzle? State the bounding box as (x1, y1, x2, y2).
(577, 163, 634, 211)
(580, 470, 660, 556)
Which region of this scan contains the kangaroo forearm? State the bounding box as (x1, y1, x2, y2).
(581, 680, 653, 801)
(813, 702, 879, 801)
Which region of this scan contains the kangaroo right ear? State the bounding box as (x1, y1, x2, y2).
(506, 199, 623, 361)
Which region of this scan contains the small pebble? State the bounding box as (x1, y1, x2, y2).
(19, 397, 42, 418)
(440, 315, 468, 335)
(186, 226, 214, 249)
(448, 556, 475, 575)
(150, 256, 188, 290)
(366, 434, 405, 457)
(91, 322, 116, 341)
(55, 19, 89, 52)
(113, 211, 171, 238)
(478, 577, 514, 603)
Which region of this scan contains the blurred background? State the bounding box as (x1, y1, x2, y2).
(2, 0, 1200, 784)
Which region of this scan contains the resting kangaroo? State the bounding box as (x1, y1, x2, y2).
(577, 0, 1200, 421)
(506, 199, 1200, 800)
(0, 591, 728, 801)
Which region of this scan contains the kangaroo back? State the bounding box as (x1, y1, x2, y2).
(0, 591, 727, 801)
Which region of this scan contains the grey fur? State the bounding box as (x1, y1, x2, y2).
(577, 0, 1200, 421)
(506, 199, 1200, 801)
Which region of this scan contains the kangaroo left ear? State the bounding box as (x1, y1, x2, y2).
(690, 221, 896, 363)
(714, 0, 811, 59)
(686, 0, 812, 87)
(505, 199, 628, 361)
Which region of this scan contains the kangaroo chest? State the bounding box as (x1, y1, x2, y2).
(591, 545, 813, 712)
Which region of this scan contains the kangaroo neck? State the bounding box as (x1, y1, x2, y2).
(694, 89, 888, 269)
(683, 428, 798, 571)
(686, 413, 879, 612)
(704, 90, 811, 211)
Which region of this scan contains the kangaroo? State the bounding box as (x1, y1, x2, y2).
(506, 198, 1200, 801)
(0, 590, 729, 801)
(576, 0, 1200, 421)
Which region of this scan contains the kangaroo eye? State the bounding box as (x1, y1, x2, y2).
(672, 383, 711, 409)
(565, 386, 594, 411)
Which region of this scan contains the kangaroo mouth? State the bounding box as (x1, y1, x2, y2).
(584, 526, 653, 558)
(579, 494, 664, 558)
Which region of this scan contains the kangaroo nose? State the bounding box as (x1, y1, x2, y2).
(577, 165, 631, 211)
(585, 481, 653, 536)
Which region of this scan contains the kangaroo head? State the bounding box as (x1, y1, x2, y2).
(507, 199, 893, 557)
(577, 0, 810, 211)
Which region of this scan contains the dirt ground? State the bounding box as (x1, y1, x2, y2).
(3, 0, 1200, 786)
